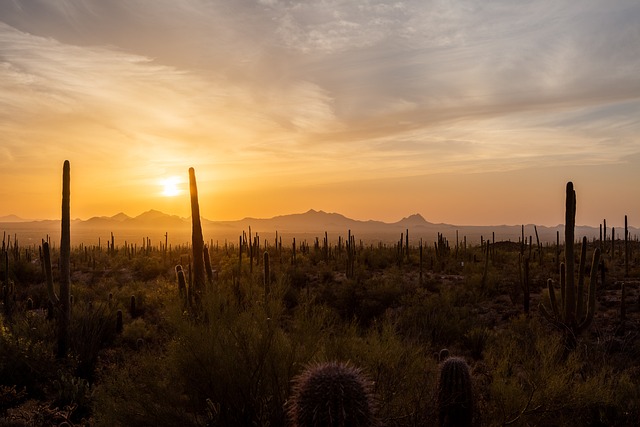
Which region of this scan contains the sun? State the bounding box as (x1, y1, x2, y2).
(160, 176, 183, 197)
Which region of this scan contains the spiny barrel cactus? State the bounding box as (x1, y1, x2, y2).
(437, 357, 473, 427)
(288, 361, 378, 427)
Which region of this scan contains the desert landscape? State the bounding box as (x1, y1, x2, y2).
(0, 162, 638, 426)
(2, 1, 640, 426)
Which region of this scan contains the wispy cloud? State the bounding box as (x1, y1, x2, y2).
(1, 0, 639, 221)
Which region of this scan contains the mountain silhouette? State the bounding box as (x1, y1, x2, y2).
(0, 208, 633, 246)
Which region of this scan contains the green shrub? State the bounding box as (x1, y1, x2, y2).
(482, 316, 630, 426)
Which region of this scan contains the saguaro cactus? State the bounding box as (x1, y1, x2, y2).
(288, 361, 378, 427)
(263, 251, 270, 299)
(175, 265, 187, 300)
(540, 182, 601, 337)
(437, 357, 474, 427)
(204, 245, 214, 286)
(189, 167, 205, 304)
(46, 160, 71, 358)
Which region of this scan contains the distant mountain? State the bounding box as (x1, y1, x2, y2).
(0, 214, 30, 222)
(127, 209, 187, 228)
(111, 212, 131, 222)
(1, 208, 637, 245)
(215, 209, 369, 231)
(393, 213, 431, 227)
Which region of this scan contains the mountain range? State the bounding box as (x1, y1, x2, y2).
(0, 209, 635, 247)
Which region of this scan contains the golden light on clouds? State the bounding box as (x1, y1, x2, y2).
(0, 1, 639, 225)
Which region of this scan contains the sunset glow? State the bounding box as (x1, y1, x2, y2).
(1, 1, 639, 226)
(160, 176, 183, 198)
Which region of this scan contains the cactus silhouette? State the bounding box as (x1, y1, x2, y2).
(175, 265, 187, 300)
(189, 167, 205, 305)
(437, 357, 473, 427)
(288, 361, 378, 427)
(540, 182, 601, 338)
(45, 161, 71, 358)
(116, 309, 123, 334)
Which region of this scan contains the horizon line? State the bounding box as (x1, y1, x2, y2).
(1, 208, 634, 230)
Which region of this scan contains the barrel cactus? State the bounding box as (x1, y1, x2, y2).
(437, 356, 474, 427)
(288, 361, 378, 427)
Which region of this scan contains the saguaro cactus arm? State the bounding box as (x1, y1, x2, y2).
(577, 247, 601, 333)
(43, 241, 60, 305)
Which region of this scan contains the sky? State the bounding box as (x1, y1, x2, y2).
(1, 0, 639, 227)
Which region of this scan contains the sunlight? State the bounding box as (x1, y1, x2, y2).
(160, 176, 183, 197)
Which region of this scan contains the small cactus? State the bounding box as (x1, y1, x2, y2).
(288, 361, 378, 427)
(175, 265, 187, 299)
(263, 251, 270, 299)
(204, 245, 214, 286)
(116, 310, 123, 334)
(129, 295, 137, 318)
(437, 357, 474, 427)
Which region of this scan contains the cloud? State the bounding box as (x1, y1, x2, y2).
(1, 0, 639, 190)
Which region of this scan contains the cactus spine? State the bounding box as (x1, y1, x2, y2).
(288, 361, 378, 427)
(437, 357, 474, 427)
(540, 182, 601, 336)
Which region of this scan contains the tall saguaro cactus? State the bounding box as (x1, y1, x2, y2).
(46, 161, 71, 358)
(564, 181, 576, 327)
(540, 182, 601, 337)
(189, 167, 205, 304)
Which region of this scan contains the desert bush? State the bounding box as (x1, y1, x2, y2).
(131, 255, 168, 282)
(463, 326, 492, 360)
(322, 276, 403, 326)
(0, 385, 27, 416)
(482, 316, 631, 426)
(92, 351, 197, 427)
(52, 370, 93, 420)
(69, 302, 117, 380)
(322, 318, 438, 426)
(395, 287, 473, 348)
(0, 315, 56, 397)
(121, 318, 155, 349)
(167, 281, 306, 426)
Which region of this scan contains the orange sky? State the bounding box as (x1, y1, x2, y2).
(1, 1, 639, 227)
